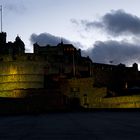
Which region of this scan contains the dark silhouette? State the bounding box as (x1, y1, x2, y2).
(0, 31, 139, 113)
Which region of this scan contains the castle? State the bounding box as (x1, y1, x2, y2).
(0, 31, 140, 111)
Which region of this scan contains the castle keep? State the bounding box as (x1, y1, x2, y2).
(0, 31, 140, 110)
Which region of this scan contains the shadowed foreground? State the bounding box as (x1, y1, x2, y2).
(0, 112, 140, 140)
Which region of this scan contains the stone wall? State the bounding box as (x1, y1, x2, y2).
(60, 77, 140, 108)
(0, 55, 47, 97)
(60, 78, 107, 108)
(98, 96, 140, 108)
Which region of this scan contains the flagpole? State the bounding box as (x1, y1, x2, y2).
(0, 5, 2, 32)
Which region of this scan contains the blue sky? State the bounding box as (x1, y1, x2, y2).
(1, 0, 140, 67)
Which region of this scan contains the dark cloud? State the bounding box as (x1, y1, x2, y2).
(81, 20, 103, 31)
(85, 40, 140, 65)
(81, 10, 140, 36)
(30, 33, 69, 46)
(30, 32, 84, 49)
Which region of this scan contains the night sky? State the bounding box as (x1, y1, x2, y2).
(1, 0, 140, 68)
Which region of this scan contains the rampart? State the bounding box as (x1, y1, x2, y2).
(0, 54, 47, 97)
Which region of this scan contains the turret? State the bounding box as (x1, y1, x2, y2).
(132, 63, 138, 72)
(0, 32, 6, 45)
(13, 35, 25, 54)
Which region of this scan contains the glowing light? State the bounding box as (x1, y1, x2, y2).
(9, 67, 17, 74)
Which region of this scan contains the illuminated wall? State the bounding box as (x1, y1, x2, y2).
(60, 78, 107, 108)
(98, 95, 140, 108)
(0, 55, 46, 98)
(60, 78, 140, 108)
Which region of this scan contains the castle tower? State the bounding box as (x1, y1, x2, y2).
(0, 32, 6, 45)
(13, 35, 25, 54)
(0, 32, 7, 54)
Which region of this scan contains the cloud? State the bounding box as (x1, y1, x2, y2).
(30, 33, 69, 46)
(85, 40, 140, 66)
(71, 19, 79, 26)
(30, 32, 84, 49)
(81, 10, 140, 36)
(70, 10, 140, 66)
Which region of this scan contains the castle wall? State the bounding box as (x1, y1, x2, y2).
(60, 78, 107, 108)
(89, 95, 140, 108)
(60, 77, 140, 108)
(0, 55, 47, 97)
